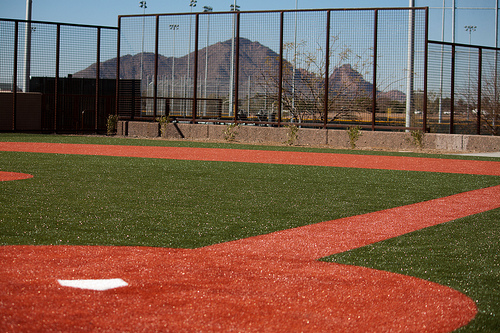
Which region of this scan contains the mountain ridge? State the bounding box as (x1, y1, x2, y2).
(75, 38, 404, 102)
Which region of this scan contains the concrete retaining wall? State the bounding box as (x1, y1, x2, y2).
(126, 121, 159, 137)
(117, 121, 500, 153)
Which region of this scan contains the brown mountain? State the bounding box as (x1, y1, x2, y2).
(379, 89, 406, 103)
(328, 64, 373, 97)
(74, 38, 404, 101)
(74, 38, 280, 81)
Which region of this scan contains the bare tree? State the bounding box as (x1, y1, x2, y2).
(456, 66, 500, 135)
(258, 37, 375, 124)
(479, 97, 499, 135)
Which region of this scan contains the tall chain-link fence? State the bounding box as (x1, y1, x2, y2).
(428, 41, 499, 135)
(118, 8, 428, 131)
(1, 7, 499, 135)
(0, 19, 118, 132)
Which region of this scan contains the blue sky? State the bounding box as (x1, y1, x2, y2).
(2, 0, 498, 46)
(5, 0, 415, 26)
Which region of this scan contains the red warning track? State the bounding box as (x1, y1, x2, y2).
(1, 141, 499, 332)
(0, 141, 498, 175)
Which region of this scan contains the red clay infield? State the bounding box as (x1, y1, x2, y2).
(0, 171, 32, 182)
(1, 142, 499, 332)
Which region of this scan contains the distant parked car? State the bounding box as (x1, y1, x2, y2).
(472, 109, 490, 116)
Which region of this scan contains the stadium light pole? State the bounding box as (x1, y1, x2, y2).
(229, 1, 240, 117)
(292, 0, 298, 121)
(465, 25, 476, 46)
(405, 0, 415, 130)
(203, 6, 213, 116)
(170, 24, 179, 99)
(23, 0, 33, 93)
(465, 25, 476, 120)
(438, 0, 445, 123)
(495, 0, 498, 127)
(187, 0, 197, 115)
(139, 1, 147, 84)
(452, 0, 456, 43)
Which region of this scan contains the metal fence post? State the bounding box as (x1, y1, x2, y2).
(154, 15, 159, 119)
(423, 7, 429, 132)
(372, 9, 378, 131)
(95, 27, 101, 131)
(477, 47, 482, 135)
(406, 6, 416, 130)
(324, 10, 331, 129)
(192, 13, 199, 124)
(115, 17, 121, 117)
(450, 44, 455, 134)
(278, 11, 284, 126)
(233, 12, 240, 123)
(13, 21, 19, 131)
(55, 24, 60, 132)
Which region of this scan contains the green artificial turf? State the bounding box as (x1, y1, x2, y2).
(1, 150, 497, 248)
(323, 209, 500, 332)
(0, 133, 499, 331)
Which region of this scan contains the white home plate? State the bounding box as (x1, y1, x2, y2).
(58, 278, 128, 291)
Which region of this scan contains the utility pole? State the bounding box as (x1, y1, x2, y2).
(406, 0, 415, 129)
(292, 0, 298, 118)
(139, 1, 147, 83)
(23, 0, 33, 93)
(465, 25, 476, 120)
(187, 0, 197, 115)
(170, 24, 179, 100)
(203, 6, 213, 116)
(229, 1, 239, 117)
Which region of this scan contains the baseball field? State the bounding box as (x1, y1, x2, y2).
(0, 133, 499, 332)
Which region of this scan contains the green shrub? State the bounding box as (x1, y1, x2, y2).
(224, 123, 240, 142)
(347, 126, 362, 149)
(106, 114, 118, 135)
(284, 125, 299, 146)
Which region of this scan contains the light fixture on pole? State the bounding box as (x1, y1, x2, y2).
(170, 24, 179, 99)
(465, 25, 476, 120)
(203, 6, 213, 116)
(464, 25, 477, 43)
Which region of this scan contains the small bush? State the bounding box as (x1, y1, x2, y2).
(156, 115, 170, 136)
(284, 125, 299, 146)
(347, 126, 362, 149)
(409, 130, 425, 149)
(224, 123, 240, 142)
(106, 114, 118, 135)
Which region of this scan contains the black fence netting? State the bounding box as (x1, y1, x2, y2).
(118, 8, 430, 131)
(0, 19, 118, 132)
(427, 41, 500, 135)
(2, 7, 498, 135)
